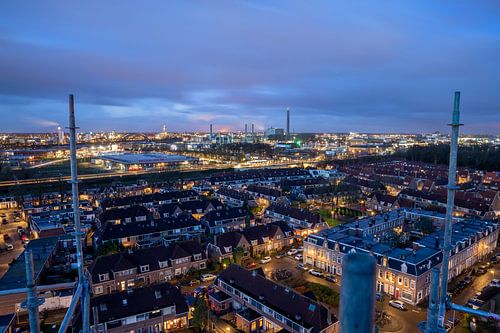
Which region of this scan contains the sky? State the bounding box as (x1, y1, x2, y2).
(0, 1, 499, 134)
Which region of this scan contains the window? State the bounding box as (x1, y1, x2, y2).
(385, 272, 389, 280)
(95, 286, 103, 295)
(404, 278, 409, 287)
(401, 290, 412, 302)
(140, 265, 150, 273)
(398, 276, 403, 285)
(410, 280, 416, 290)
(99, 273, 109, 282)
(378, 270, 383, 278)
(417, 291, 423, 301)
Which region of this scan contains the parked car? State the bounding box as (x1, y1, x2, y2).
(294, 254, 303, 261)
(490, 256, 499, 264)
(389, 300, 405, 310)
(297, 246, 303, 252)
(189, 279, 200, 286)
(324, 274, 337, 283)
(463, 276, 473, 285)
(488, 278, 500, 288)
(3, 234, 9, 241)
(5, 243, 14, 251)
(1, 219, 7, 225)
(375, 293, 383, 302)
(275, 253, 284, 259)
(246, 262, 257, 269)
(14, 217, 20, 222)
(260, 256, 272, 264)
(287, 249, 298, 256)
(308, 269, 322, 277)
(0, 213, 6, 218)
(193, 286, 207, 296)
(466, 298, 485, 310)
(297, 263, 308, 271)
(476, 268, 487, 275)
(200, 274, 217, 282)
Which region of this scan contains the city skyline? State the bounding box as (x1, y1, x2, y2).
(1, 1, 499, 134)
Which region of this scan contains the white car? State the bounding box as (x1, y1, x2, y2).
(489, 278, 500, 288)
(260, 256, 272, 264)
(287, 249, 298, 256)
(200, 274, 217, 282)
(309, 269, 322, 277)
(5, 243, 14, 251)
(294, 254, 303, 261)
(297, 263, 308, 271)
(389, 300, 405, 310)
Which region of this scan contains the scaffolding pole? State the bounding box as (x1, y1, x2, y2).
(339, 252, 377, 332)
(20, 250, 44, 333)
(437, 91, 462, 328)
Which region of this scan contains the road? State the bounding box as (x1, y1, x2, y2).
(0, 208, 28, 278)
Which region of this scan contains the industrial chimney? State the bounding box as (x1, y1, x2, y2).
(286, 108, 290, 140)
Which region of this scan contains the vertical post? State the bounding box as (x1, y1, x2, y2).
(339, 252, 376, 333)
(24, 250, 41, 333)
(424, 268, 441, 332)
(437, 92, 462, 327)
(68, 94, 89, 333)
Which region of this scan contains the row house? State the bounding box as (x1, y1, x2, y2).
(341, 209, 405, 239)
(158, 199, 223, 220)
(89, 240, 207, 295)
(366, 193, 400, 212)
(210, 265, 338, 333)
(95, 214, 204, 248)
(202, 207, 249, 235)
(303, 213, 498, 305)
(245, 185, 282, 202)
(100, 190, 199, 210)
(0, 196, 17, 209)
(97, 205, 150, 228)
(215, 187, 255, 207)
(280, 178, 329, 191)
(266, 204, 328, 237)
(210, 168, 311, 186)
(88, 283, 189, 333)
(206, 221, 295, 261)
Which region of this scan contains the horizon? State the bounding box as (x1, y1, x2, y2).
(0, 1, 499, 134)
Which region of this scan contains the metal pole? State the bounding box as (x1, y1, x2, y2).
(339, 252, 376, 333)
(22, 250, 43, 333)
(424, 268, 442, 333)
(57, 282, 83, 333)
(449, 303, 500, 321)
(68, 94, 90, 333)
(437, 91, 462, 327)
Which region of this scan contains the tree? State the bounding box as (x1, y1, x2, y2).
(233, 247, 245, 265)
(192, 297, 209, 332)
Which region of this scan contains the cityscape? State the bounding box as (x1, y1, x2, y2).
(0, 2, 499, 333)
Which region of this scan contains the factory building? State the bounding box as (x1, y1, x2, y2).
(92, 153, 199, 171)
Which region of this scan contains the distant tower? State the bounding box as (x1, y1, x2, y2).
(245, 123, 248, 143)
(286, 108, 290, 140)
(57, 126, 64, 145)
(162, 125, 167, 133)
(210, 124, 213, 139)
(251, 123, 255, 143)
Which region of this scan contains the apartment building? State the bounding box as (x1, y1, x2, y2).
(266, 204, 328, 237)
(210, 265, 338, 333)
(89, 240, 207, 295)
(303, 211, 498, 305)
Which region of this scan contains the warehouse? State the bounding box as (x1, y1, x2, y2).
(93, 153, 199, 171)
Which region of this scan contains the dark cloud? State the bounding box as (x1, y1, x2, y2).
(0, 0, 499, 133)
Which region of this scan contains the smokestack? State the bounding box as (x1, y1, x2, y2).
(286, 108, 290, 140)
(210, 124, 213, 138)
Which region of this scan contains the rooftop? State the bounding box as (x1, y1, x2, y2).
(99, 153, 195, 165)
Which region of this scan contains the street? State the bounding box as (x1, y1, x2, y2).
(0, 208, 28, 278)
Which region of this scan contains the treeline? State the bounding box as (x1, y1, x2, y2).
(395, 144, 499, 171)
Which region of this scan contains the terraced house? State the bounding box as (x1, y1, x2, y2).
(89, 240, 206, 295)
(304, 210, 498, 305)
(88, 283, 189, 333)
(210, 265, 338, 333)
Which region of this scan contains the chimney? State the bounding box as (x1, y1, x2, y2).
(286, 108, 290, 140)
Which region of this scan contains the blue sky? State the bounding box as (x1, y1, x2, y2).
(0, 1, 499, 133)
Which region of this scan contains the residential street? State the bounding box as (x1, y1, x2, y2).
(0, 208, 27, 278)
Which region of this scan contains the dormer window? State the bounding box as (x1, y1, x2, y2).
(99, 273, 109, 282)
(140, 265, 150, 273)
